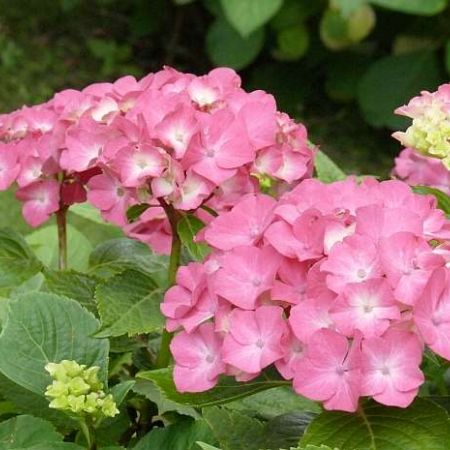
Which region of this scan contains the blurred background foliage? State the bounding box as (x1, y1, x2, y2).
(0, 0, 449, 176)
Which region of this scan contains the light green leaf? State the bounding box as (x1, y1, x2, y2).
(95, 269, 164, 337)
(333, 0, 366, 17)
(412, 186, 450, 215)
(70, 202, 106, 225)
(43, 269, 98, 313)
(195, 443, 221, 450)
(89, 238, 168, 286)
(369, 0, 446, 15)
(226, 386, 320, 419)
(133, 379, 200, 418)
(0, 292, 109, 395)
(137, 368, 288, 408)
(206, 19, 264, 71)
(133, 419, 214, 450)
(26, 224, 93, 272)
(314, 150, 347, 183)
(203, 407, 264, 450)
(300, 398, 450, 450)
(0, 415, 83, 449)
(177, 215, 211, 261)
(357, 51, 442, 129)
(0, 228, 42, 289)
(220, 0, 283, 37)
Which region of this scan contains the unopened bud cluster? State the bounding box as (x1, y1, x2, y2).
(45, 360, 118, 419)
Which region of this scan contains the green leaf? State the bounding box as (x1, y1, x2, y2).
(0, 372, 76, 429)
(137, 368, 288, 408)
(203, 407, 264, 450)
(226, 386, 320, 419)
(89, 238, 168, 286)
(445, 40, 450, 75)
(274, 25, 309, 61)
(95, 269, 164, 337)
(0, 292, 109, 394)
(70, 202, 107, 225)
(195, 444, 221, 450)
(126, 204, 151, 223)
(369, 0, 446, 15)
(109, 380, 135, 407)
(220, 0, 283, 37)
(333, 0, 366, 17)
(262, 412, 316, 450)
(26, 224, 93, 272)
(177, 215, 211, 261)
(133, 418, 214, 450)
(133, 379, 200, 418)
(300, 398, 450, 450)
(314, 150, 347, 183)
(412, 186, 450, 215)
(43, 269, 98, 313)
(206, 19, 264, 71)
(0, 415, 83, 449)
(300, 446, 339, 450)
(357, 51, 442, 129)
(0, 228, 42, 289)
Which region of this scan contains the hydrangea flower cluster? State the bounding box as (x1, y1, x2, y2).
(0, 67, 313, 249)
(161, 178, 450, 412)
(393, 83, 450, 169)
(45, 360, 119, 419)
(393, 148, 450, 195)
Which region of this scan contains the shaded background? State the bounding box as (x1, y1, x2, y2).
(0, 0, 449, 198)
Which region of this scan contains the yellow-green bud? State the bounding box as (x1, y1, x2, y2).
(44, 360, 119, 421)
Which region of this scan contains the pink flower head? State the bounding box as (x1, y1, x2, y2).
(15, 179, 60, 227)
(331, 279, 400, 338)
(204, 193, 276, 250)
(293, 329, 361, 412)
(221, 305, 287, 374)
(171, 323, 225, 392)
(361, 330, 424, 407)
(212, 245, 281, 310)
(414, 268, 450, 360)
(275, 328, 306, 380)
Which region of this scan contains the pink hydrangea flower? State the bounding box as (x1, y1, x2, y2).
(15, 179, 60, 227)
(361, 330, 424, 407)
(221, 305, 287, 374)
(293, 329, 361, 412)
(171, 323, 225, 392)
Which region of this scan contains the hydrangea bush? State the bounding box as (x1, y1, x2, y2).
(0, 69, 449, 450)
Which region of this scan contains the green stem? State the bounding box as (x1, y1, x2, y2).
(155, 199, 182, 368)
(56, 205, 68, 271)
(78, 419, 96, 450)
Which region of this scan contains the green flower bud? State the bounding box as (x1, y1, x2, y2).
(44, 360, 119, 421)
(45, 380, 69, 398)
(100, 394, 120, 418)
(67, 377, 91, 396)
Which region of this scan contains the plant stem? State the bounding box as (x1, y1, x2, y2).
(155, 199, 182, 368)
(78, 419, 96, 450)
(56, 205, 68, 271)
